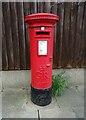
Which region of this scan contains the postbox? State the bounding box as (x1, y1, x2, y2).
(25, 13, 59, 106)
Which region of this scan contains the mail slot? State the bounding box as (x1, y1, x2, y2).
(25, 13, 60, 106)
(36, 31, 50, 36)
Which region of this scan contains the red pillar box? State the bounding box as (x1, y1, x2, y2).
(25, 13, 59, 106)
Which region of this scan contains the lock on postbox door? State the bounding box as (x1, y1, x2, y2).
(25, 13, 60, 106)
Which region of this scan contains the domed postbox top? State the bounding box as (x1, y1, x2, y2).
(25, 13, 60, 27)
(25, 13, 60, 21)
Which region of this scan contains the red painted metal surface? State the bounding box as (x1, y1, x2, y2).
(25, 13, 59, 89)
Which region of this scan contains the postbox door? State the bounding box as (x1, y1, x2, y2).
(30, 27, 54, 89)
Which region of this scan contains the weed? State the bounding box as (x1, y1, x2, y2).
(52, 71, 69, 96)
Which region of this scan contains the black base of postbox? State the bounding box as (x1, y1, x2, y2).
(31, 86, 52, 106)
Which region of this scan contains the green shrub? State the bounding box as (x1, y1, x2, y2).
(52, 71, 69, 96)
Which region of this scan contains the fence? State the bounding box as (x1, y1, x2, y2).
(2, 2, 86, 70)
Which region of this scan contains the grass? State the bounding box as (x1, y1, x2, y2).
(52, 71, 69, 97)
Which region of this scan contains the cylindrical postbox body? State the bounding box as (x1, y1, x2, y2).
(25, 13, 59, 106)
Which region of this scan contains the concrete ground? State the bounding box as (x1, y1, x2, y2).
(0, 69, 84, 119)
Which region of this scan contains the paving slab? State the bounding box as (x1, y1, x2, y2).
(77, 84, 84, 96)
(56, 87, 84, 108)
(72, 106, 84, 118)
(39, 107, 76, 118)
(2, 70, 31, 89)
(2, 88, 37, 118)
(53, 69, 84, 85)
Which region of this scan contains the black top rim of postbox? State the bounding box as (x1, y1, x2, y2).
(25, 13, 60, 22)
